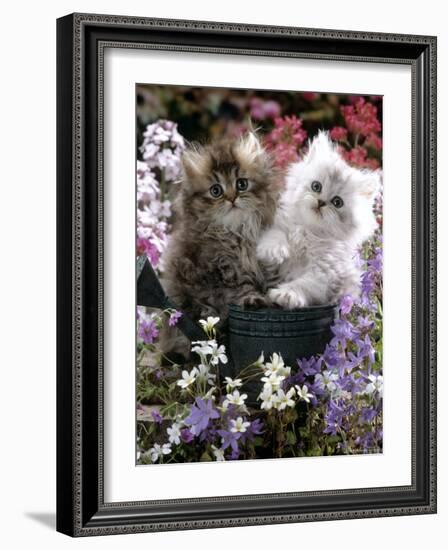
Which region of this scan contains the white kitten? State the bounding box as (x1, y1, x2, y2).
(257, 131, 380, 309)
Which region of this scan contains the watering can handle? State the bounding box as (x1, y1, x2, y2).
(136, 255, 206, 342)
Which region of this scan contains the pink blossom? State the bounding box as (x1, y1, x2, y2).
(302, 92, 320, 102)
(365, 133, 383, 150)
(168, 310, 183, 327)
(138, 318, 159, 344)
(136, 237, 160, 266)
(264, 115, 308, 168)
(249, 97, 281, 120)
(341, 98, 381, 137)
(249, 97, 265, 120)
(330, 126, 348, 141)
(340, 145, 380, 170)
(263, 100, 281, 119)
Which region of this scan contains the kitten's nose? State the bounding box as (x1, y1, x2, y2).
(317, 199, 326, 209)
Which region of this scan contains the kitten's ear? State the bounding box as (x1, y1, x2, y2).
(357, 169, 381, 200)
(181, 144, 211, 181)
(234, 131, 265, 168)
(305, 131, 334, 163)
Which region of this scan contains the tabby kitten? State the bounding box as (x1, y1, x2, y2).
(162, 132, 278, 326)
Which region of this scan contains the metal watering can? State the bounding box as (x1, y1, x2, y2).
(137, 255, 338, 389)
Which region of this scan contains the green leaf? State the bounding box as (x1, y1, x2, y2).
(200, 451, 212, 462)
(286, 430, 297, 446)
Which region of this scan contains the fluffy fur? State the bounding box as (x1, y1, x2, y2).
(257, 131, 380, 308)
(162, 132, 279, 326)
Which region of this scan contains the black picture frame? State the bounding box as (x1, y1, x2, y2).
(57, 13, 437, 537)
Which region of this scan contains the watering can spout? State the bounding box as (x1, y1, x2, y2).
(136, 255, 206, 342)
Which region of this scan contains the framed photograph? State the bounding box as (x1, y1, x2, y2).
(57, 13, 437, 536)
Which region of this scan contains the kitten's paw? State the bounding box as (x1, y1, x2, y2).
(268, 286, 307, 309)
(257, 241, 290, 265)
(240, 293, 268, 309)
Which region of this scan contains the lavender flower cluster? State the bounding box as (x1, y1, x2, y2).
(137, 232, 383, 463)
(136, 120, 185, 268)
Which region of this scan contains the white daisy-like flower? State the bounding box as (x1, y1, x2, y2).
(191, 340, 214, 356)
(167, 422, 182, 445)
(211, 445, 225, 462)
(204, 387, 217, 400)
(275, 387, 296, 410)
(199, 317, 220, 332)
(224, 377, 243, 392)
(222, 390, 248, 410)
(253, 351, 265, 368)
(365, 374, 383, 397)
(230, 417, 250, 433)
(208, 341, 228, 365)
(196, 363, 216, 386)
(295, 384, 314, 403)
(176, 367, 198, 389)
(258, 385, 276, 410)
(149, 443, 172, 463)
(263, 352, 284, 375)
(261, 372, 285, 391)
(315, 370, 339, 392)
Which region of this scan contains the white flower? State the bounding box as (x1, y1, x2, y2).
(261, 372, 285, 391)
(222, 390, 248, 410)
(191, 339, 227, 365)
(208, 341, 228, 366)
(315, 370, 339, 392)
(365, 374, 383, 397)
(263, 353, 291, 377)
(230, 417, 250, 433)
(258, 385, 276, 410)
(191, 340, 214, 356)
(275, 388, 296, 410)
(264, 352, 284, 375)
(295, 384, 314, 403)
(253, 351, 265, 368)
(167, 422, 182, 445)
(196, 363, 216, 386)
(224, 377, 243, 392)
(176, 367, 198, 389)
(278, 365, 291, 377)
(204, 387, 217, 400)
(149, 443, 171, 463)
(199, 317, 220, 332)
(211, 445, 225, 462)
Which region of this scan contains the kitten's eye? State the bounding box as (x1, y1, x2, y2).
(236, 177, 249, 192)
(209, 183, 223, 198)
(311, 180, 322, 193)
(331, 196, 344, 208)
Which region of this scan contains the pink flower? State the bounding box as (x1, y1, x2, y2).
(249, 97, 265, 120)
(302, 92, 320, 102)
(168, 310, 183, 327)
(365, 133, 383, 150)
(249, 97, 281, 120)
(340, 145, 380, 170)
(263, 100, 281, 119)
(330, 127, 348, 141)
(264, 115, 308, 168)
(341, 98, 381, 137)
(138, 319, 159, 344)
(136, 237, 160, 266)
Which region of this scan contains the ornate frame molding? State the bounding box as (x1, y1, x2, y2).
(56, 13, 437, 536)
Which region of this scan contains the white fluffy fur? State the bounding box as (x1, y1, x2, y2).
(257, 131, 380, 308)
